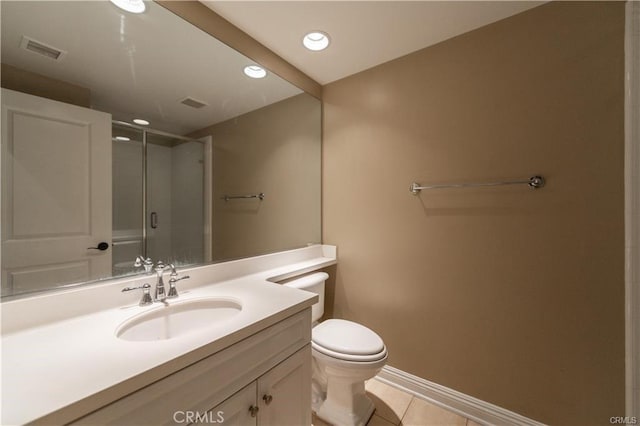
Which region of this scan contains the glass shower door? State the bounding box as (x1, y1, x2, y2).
(145, 132, 205, 266)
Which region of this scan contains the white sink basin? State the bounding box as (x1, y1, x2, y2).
(116, 297, 242, 342)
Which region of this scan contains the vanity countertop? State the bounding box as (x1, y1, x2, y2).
(1, 245, 336, 425)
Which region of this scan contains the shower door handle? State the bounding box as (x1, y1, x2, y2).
(150, 212, 158, 229)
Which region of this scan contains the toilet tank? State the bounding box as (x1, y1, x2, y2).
(282, 272, 327, 323)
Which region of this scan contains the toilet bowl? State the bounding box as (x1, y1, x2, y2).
(283, 272, 388, 426)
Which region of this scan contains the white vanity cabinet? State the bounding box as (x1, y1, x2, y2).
(209, 345, 311, 426)
(72, 309, 311, 426)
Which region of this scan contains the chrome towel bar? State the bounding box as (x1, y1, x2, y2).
(221, 193, 265, 202)
(410, 175, 545, 195)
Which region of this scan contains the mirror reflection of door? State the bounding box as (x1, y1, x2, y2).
(1, 88, 112, 296)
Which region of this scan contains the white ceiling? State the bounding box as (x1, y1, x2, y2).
(1, 1, 302, 135)
(203, 1, 544, 85)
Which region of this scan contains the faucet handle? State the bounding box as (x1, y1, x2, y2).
(134, 256, 154, 273)
(167, 275, 190, 298)
(122, 283, 153, 306)
(143, 258, 153, 272)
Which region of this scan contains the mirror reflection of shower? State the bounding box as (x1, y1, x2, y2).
(111, 122, 209, 276)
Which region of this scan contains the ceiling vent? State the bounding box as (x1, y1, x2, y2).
(180, 97, 208, 109)
(20, 36, 66, 61)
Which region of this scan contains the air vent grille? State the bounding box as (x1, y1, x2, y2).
(20, 36, 66, 61)
(180, 97, 208, 109)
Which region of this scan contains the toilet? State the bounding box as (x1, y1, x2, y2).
(284, 272, 388, 426)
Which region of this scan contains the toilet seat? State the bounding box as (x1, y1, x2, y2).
(312, 319, 387, 362)
(312, 341, 387, 362)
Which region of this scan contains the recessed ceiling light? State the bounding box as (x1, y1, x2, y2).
(303, 31, 330, 51)
(133, 119, 150, 126)
(243, 65, 267, 79)
(115, 136, 130, 141)
(109, 0, 146, 14)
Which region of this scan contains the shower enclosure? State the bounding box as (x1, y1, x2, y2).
(111, 121, 210, 276)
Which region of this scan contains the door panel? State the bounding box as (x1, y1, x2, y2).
(8, 261, 89, 294)
(1, 88, 112, 295)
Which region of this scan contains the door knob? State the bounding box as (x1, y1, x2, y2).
(248, 405, 259, 417)
(262, 394, 273, 405)
(88, 242, 109, 251)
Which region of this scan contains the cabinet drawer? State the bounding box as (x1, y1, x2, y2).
(72, 309, 311, 425)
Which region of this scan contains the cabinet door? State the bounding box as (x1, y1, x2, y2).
(205, 382, 257, 426)
(257, 344, 311, 426)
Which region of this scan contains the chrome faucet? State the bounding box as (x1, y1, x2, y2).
(122, 262, 189, 305)
(154, 261, 169, 302)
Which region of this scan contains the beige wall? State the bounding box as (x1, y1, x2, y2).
(192, 94, 322, 261)
(322, 2, 625, 424)
(1, 63, 90, 107)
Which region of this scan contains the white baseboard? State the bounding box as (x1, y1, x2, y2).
(375, 366, 546, 426)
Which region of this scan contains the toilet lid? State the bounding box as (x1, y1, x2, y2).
(312, 319, 385, 356)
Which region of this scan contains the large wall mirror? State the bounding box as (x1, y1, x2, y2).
(0, 1, 322, 298)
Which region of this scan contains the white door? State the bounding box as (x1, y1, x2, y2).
(1, 88, 112, 296)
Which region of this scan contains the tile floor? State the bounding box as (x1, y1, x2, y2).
(312, 379, 482, 426)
